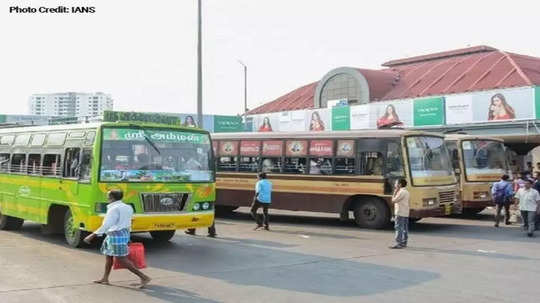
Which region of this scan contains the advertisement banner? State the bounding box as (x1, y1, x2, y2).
(309, 140, 334, 156)
(414, 97, 445, 126)
(219, 141, 238, 156)
(332, 106, 350, 131)
(536, 86, 540, 119)
(286, 140, 308, 156)
(254, 113, 279, 132)
(213, 115, 243, 133)
(445, 87, 534, 123)
(337, 140, 355, 157)
(306, 109, 330, 131)
(445, 95, 473, 125)
(279, 110, 307, 132)
(472, 87, 534, 122)
(350, 104, 370, 130)
(262, 140, 283, 156)
(370, 100, 413, 128)
(240, 141, 261, 156)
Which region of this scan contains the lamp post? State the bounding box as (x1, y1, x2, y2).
(196, 0, 203, 128)
(238, 60, 248, 129)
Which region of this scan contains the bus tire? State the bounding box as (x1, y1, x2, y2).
(150, 230, 176, 242)
(353, 199, 390, 229)
(64, 209, 88, 248)
(0, 211, 24, 231)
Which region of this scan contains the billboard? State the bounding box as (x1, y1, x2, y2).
(414, 97, 445, 126)
(370, 100, 413, 128)
(446, 87, 535, 124)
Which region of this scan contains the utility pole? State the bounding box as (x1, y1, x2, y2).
(238, 60, 248, 130)
(197, 0, 203, 128)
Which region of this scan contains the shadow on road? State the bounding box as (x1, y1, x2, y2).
(128, 233, 440, 297)
(110, 283, 220, 303)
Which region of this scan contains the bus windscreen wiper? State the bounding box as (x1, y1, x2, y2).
(143, 131, 161, 155)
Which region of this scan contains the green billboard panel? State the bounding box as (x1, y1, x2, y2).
(414, 97, 445, 126)
(213, 115, 244, 132)
(332, 106, 350, 130)
(103, 110, 181, 126)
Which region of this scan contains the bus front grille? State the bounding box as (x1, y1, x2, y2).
(439, 191, 456, 204)
(140, 193, 190, 213)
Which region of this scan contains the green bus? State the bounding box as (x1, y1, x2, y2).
(0, 122, 215, 247)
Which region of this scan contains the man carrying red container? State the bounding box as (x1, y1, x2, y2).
(84, 190, 151, 288)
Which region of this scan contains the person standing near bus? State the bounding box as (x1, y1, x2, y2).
(251, 172, 272, 230)
(514, 180, 540, 237)
(185, 221, 217, 237)
(492, 174, 514, 227)
(83, 190, 151, 288)
(390, 179, 410, 249)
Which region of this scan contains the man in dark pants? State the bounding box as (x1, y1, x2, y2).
(492, 174, 513, 227)
(251, 172, 272, 231)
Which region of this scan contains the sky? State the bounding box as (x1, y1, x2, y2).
(1, 0, 539, 116)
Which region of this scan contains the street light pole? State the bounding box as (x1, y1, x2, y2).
(238, 60, 248, 115)
(197, 0, 203, 128)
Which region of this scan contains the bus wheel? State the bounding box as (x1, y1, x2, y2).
(150, 230, 176, 242)
(64, 209, 87, 248)
(0, 211, 24, 231)
(353, 199, 390, 229)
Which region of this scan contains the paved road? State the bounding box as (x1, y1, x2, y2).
(1, 208, 539, 303)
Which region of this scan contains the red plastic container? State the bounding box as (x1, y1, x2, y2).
(113, 242, 147, 270)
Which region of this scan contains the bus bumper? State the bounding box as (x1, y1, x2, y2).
(410, 203, 461, 218)
(86, 212, 215, 232)
(462, 200, 493, 209)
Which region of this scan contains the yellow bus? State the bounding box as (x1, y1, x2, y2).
(212, 130, 460, 229)
(445, 134, 510, 215)
(0, 122, 215, 247)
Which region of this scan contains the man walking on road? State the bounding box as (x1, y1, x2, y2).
(514, 180, 540, 237)
(251, 172, 272, 231)
(390, 178, 410, 249)
(83, 190, 151, 288)
(492, 174, 513, 227)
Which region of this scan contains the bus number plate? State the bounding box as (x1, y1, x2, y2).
(444, 204, 452, 215)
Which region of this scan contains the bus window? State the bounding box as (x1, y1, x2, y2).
(284, 158, 306, 174)
(335, 158, 356, 175)
(385, 141, 404, 177)
(79, 149, 92, 181)
(261, 158, 281, 173)
(28, 154, 41, 175)
(64, 148, 81, 178)
(359, 152, 383, 175)
(0, 153, 10, 172)
(218, 156, 237, 171)
(309, 158, 332, 175)
(43, 154, 61, 176)
(10, 154, 26, 174)
(239, 157, 259, 172)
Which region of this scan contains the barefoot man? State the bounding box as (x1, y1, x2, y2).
(83, 189, 151, 288)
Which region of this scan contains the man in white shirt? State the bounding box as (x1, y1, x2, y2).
(390, 178, 410, 249)
(514, 180, 540, 237)
(83, 190, 151, 288)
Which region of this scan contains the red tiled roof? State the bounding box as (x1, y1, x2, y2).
(248, 46, 540, 114)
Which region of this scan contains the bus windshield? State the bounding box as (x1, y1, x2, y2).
(406, 136, 455, 186)
(100, 127, 213, 182)
(462, 140, 507, 182)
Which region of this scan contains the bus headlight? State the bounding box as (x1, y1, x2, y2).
(193, 203, 201, 211)
(423, 198, 437, 207)
(202, 202, 210, 210)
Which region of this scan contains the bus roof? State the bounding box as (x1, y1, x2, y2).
(445, 133, 504, 143)
(211, 129, 443, 140)
(0, 122, 209, 135)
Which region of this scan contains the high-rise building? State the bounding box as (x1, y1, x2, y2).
(29, 92, 113, 117)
